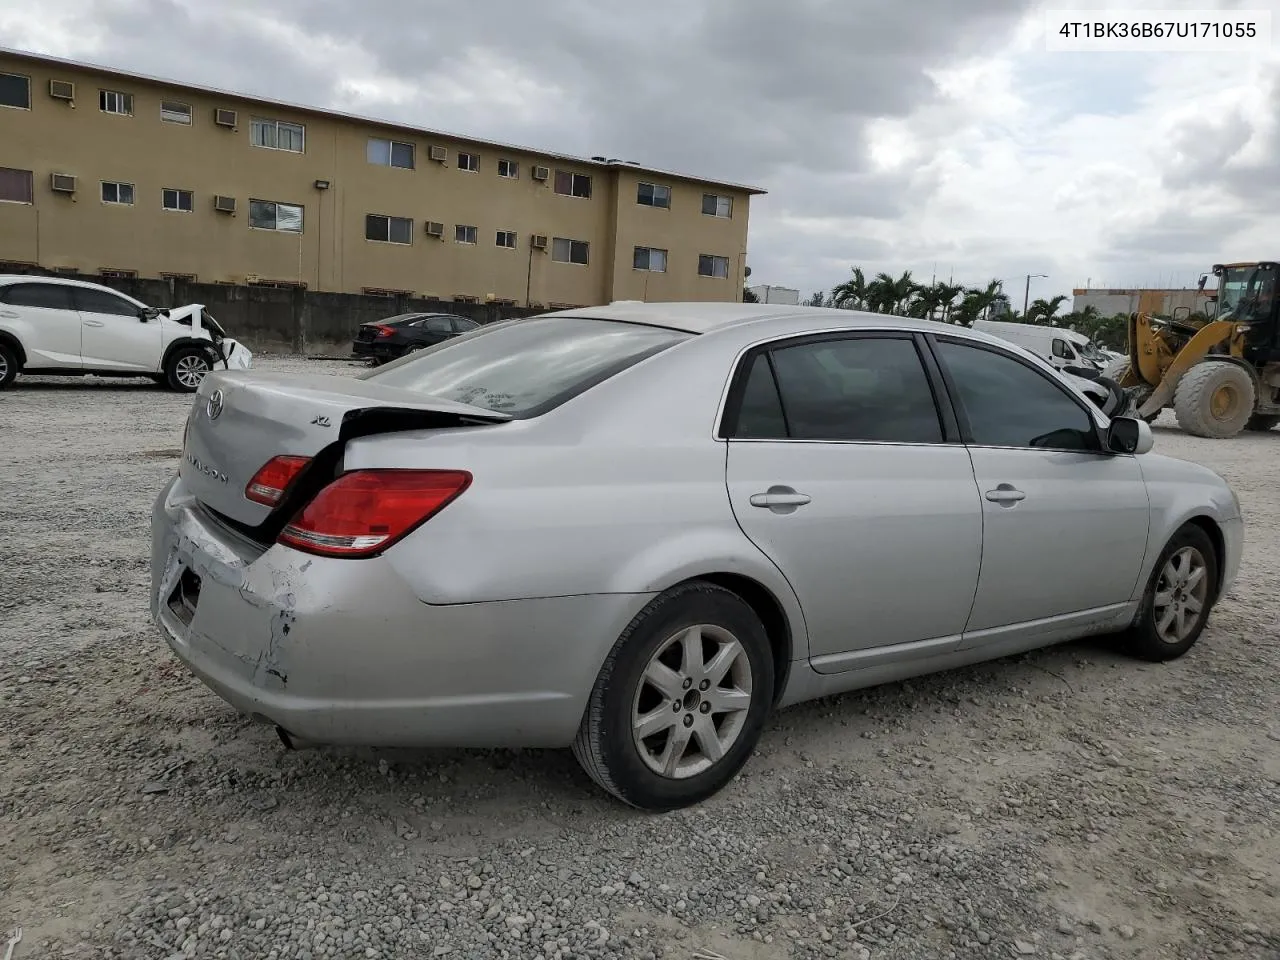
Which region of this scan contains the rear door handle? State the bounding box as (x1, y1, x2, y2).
(83, 319, 105, 327)
(749, 487, 811, 509)
(985, 484, 1025, 504)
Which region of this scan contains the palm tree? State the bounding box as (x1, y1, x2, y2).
(867, 270, 918, 314)
(803, 291, 828, 307)
(1025, 295, 1068, 325)
(953, 279, 1006, 326)
(935, 282, 966, 324)
(831, 267, 870, 310)
(908, 283, 950, 321)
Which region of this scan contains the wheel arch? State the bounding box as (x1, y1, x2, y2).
(1182, 514, 1227, 595)
(0, 330, 27, 366)
(162, 336, 218, 371)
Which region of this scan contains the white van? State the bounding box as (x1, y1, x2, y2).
(971, 320, 1108, 376)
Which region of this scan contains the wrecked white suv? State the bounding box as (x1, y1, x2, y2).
(0, 275, 251, 392)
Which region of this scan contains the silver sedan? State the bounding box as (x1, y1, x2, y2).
(151, 303, 1243, 811)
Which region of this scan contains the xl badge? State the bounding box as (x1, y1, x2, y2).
(311, 415, 332, 427)
(207, 389, 224, 421)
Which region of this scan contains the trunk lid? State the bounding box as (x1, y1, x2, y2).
(181, 370, 511, 527)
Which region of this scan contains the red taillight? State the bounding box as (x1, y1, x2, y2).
(373, 324, 396, 338)
(245, 455, 312, 506)
(277, 469, 471, 558)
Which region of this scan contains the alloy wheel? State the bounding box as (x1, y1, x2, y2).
(175, 354, 211, 389)
(1152, 546, 1208, 644)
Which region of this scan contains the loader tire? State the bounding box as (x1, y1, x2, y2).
(1245, 414, 1280, 432)
(1173, 361, 1256, 439)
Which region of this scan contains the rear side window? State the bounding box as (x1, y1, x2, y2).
(0, 283, 76, 310)
(363, 315, 691, 417)
(724, 335, 944, 444)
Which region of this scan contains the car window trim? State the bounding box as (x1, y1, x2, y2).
(717, 329, 960, 446)
(923, 332, 1111, 455)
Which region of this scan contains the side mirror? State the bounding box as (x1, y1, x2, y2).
(139, 306, 162, 322)
(1107, 416, 1153, 455)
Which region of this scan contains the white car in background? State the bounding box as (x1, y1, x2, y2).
(0, 275, 251, 392)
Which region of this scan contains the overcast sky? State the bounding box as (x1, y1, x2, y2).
(3, 0, 1278, 304)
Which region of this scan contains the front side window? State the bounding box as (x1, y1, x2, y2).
(552, 238, 589, 265)
(0, 167, 34, 204)
(422, 317, 453, 333)
(0, 72, 31, 109)
(101, 181, 135, 205)
(0, 283, 76, 310)
(731, 336, 943, 443)
(365, 214, 412, 244)
(633, 246, 667, 272)
(934, 339, 1098, 451)
(74, 287, 140, 317)
(698, 254, 730, 279)
(367, 137, 414, 168)
(162, 188, 194, 212)
(554, 170, 592, 198)
(249, 199, 304, 232)
(251, 117, 305, 152)
(362, 315, 690, 417)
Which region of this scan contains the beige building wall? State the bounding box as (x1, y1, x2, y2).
(0, 51, 762, 306)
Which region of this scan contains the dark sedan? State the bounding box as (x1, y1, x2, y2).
(351, 313, 481, 364)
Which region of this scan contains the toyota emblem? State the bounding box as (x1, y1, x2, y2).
(207, 389, 224, 421)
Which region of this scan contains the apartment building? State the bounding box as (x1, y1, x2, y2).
(0, 49, 764, 307)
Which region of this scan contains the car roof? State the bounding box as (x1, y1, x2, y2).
(552, 301, 971, 337)
(0, 274, 142, 299)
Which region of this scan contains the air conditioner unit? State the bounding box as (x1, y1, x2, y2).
(531, 234, 548, 249)
(50, 173, 76, 193)
(429, 145, 447, 163)
(244, 274, 260, 284)
(214, 108, 238, 128)
(425, 221, 445, 237)
(48, 79, 75, 101)
(532, 165, 550, 181)
(213, 195, 237, 213)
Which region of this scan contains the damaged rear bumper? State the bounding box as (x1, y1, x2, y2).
(149, 475, 642, 749)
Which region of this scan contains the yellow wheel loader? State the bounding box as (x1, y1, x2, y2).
(1101, 261, 1280, 438)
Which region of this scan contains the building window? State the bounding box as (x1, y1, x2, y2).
(250, 117, 305, 152)
(552, 237, 589, 265)
(248, 199, 304, 232)
(367, 137, 415, 169)
(453, 295, 479, 303)
(160, 100, 192, 124)
(100, 269, 138, 279)
(633, 246, 667, 272)
(161, 272, 197, 281)
(455, 224, 478, 244)
(365, 214, 413, 244)
(0, 72, 30, 110)
(457, 152, 480, 172)
(101, 181, 135, 205)
(495, 230, 517, 249)
(554, 170, 592, 199)
(362, 287, 411, 297)
(698, 254, 730, 279)
(702, 194, 733, 218)
(497, 159, 519, 179)
(162, 188, 194, 212)
(99, 89, 133, 115)
(637, 182, 671, 209)
(0, 167, 33, 204)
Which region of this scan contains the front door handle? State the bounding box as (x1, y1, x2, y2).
(82, 319, 105, 327)
(985, 483, 1025, 505)
(749, 486, 811, 510)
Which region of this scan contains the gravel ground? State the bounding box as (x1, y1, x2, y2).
(1, 356, 1278, 960)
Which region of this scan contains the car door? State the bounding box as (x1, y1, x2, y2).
(451, 317, 480, 336)
(928, 336, 1150, 642)
(0, 281, 82, 368)
(722, 332, 984, 673)
(74, 286, 161, 372)
(417, 315, 456, 343)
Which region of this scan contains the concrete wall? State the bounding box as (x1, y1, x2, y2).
(19, 270, 540, 351)
(0, 51, 760, 305)
(1072, 288, 1216, 317)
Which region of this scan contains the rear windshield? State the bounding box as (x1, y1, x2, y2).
(359, 315, 692, 417)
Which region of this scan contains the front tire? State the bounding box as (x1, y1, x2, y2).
(0, 342, 18, 389)
(1124, 523, 1219, 662)
(1173, 361, 1256, 438)
(572, 582, 774, 811)
(164, 345, 213, 392)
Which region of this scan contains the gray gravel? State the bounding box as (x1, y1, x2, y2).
(1, 357, 1278, 960)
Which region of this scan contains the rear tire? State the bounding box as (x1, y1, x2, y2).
(164, 345, 213, 393)
(1245, 414, 1280, 432)
(1173, 361, 1256, 438)
(0, 342, 18, 389)
(1123, 523, 1219, 662)
(572, 582, 774, 811)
